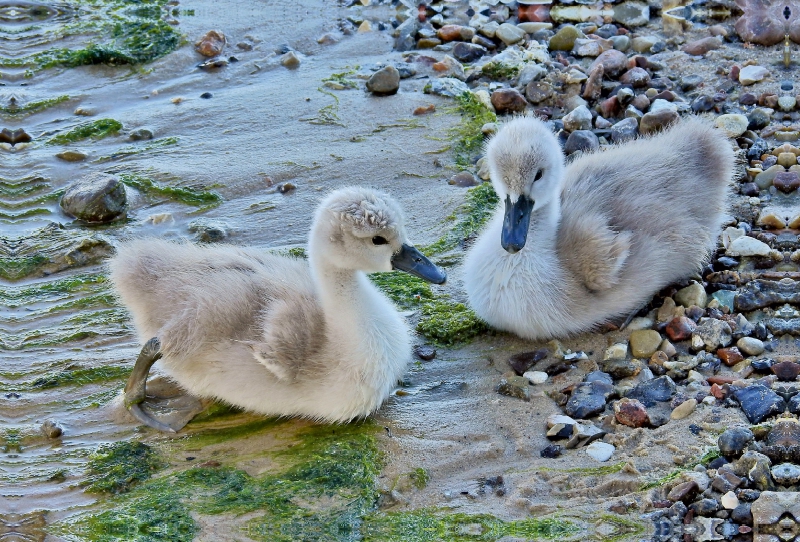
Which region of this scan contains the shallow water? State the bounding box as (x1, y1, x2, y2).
(2, 0, 800, 540)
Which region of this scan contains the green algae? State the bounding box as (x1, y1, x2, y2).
(84, 441, 165, 494)
(322, 66, 360, 89)
(481, 62, 520, 80)
(31, 365, 129, 390)
(423, 182, 498, 256)
(417, 299, 488, 346)
(0, 255, 49, 281)
(539, 462, 627, 476)
(0, 95, 69, 117)
(409, 467, 430, 489)
(302, 87, 345, 126)
(96, 136, 179, 162)
(639, 469, 683, 491)
(362, 511, 579, 542)
(451, 92, 496, 170)
(119, 174, 222, 207)
(595, 514, 646, 542)
(48, 119, 123, 144)
(370, 272, 434, 309)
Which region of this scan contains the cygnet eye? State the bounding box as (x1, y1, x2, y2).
(372, 236, 389, 245)
(534, 170, 544, 181)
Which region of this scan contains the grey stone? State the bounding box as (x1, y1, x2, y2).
(693, 318, 732, 350)
(562, 104, 593, 131)
(395, 17, 420, 51)
(732, 385, 786, 424)
(675, 282, 708, 308)
(564, 130, 599, 154)
(770, 463, 800, 485)
(366, 66, 400, 95)
(452, 42, 487, 63)
(610, 117, 638, 143)
(639, 109, 679, 135)
(60, 172, 127, 223)
(549, 25, 582, 51)
(737, 337, 765, 356)
(424, 78, 469, 97)
(718, 427, 754, 458)
(496, 23, 525, 45)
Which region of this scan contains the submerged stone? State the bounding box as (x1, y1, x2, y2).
(60, 172, 127, 223)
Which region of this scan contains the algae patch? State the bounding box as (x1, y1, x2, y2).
(120, 174, 222, 208)
(451, 92, 496, 170)
(423, 182, 498, 256)
(363, 511, 579, 542)
(370, 272, 434, 309)
(417, 299, 488, 346)
(48, 119, 123, 145)
(84, 441, 165, 494)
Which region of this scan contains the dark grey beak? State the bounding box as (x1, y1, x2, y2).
(501, 194, 534, 254)
(391, 243, 446, 284)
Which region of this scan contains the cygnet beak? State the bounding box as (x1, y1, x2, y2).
(391, 244, 447, 284)
(501, 194, 534, 254)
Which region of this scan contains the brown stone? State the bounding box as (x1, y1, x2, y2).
(773, 171, 800, 193)
(600, 96, 619, 118)
(491, 88, 528, 113)
(759, 93, 779, 109)
(665, 316, 697, 341)
(582, 64, 604, 100)
(667, 481, 700, 503)
(508, 349, 548, 375)
(413, 104, 436, 116)
(589, 49, 628, 78)
(681, 36, 722, 56)
(525, 81, 552, 104)
(710, 383, 726, 399)
(614, 398, 650, 428)
(718, 347, 745, 367)
(653, 90, 677, 101)
(630, 94, 651, 112)
(619, 67, 650, 88)
(639, 109, 679, 135)
(195, 30, 226, 57)
(708, 375, 737, 385)
(437, 24, 473, 42)
(771, 360, 800, 381)
(729, 65, 740, 81)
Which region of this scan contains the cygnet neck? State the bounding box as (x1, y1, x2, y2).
(528, 192, 562, 249)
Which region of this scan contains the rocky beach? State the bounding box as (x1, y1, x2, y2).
(2, 0, 800, 540)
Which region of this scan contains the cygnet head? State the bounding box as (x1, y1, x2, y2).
(310, 187, 446, 284)
(485, 116, 565, 254)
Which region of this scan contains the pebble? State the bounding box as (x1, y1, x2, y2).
(631, 35, 659, 53)
(394, 17, 420, 51)
(737, 337, 765, 356)
(523, 371, 548, 384)
(726, 236, 771, 257)
(614, 397, 649, 427)
(667, 480, 699, 503)
(437, 24, 474, 42)
(738, 65, 769, 86)
(771, 360, 800, 381)
(60, 172, 127, 223)
(754, 165, 784, 189)
(452, 42, 486, 63)
(589, 49, 628, 78)
(572, 39, 605, 57)
(602, 359, 641, 379)
(424, 78, 469, 97)
(619, 67, 650, 88)
(693, 318, 732, 350)
(675, 282, 707, 308)
(195, 30, 225, 57)
(604, 342, 628, 360)
(718, 347, 744, 366)
(188, 218, 227, 242)
(564, 130, 599, 154)
(610, 117, 638, 143)
(778, 96, 797, 111)
(748, 108, 772, 131)
(549, 25, 582, 51)
(627, 375, 677, 406)
(540, 444, 562, 458)
(495, 23, 526, 45)
(690, 498, 720, 516)
(771, 463, 800, 485)
(518, 63, 546, 86)
(562, 105, 592, 132)
(413, 104, 435, 116)
(721, 491, 740, 510)
(582, 65, 604, 100)
(56, 150, 88, 162)
(670, 398, 696, 420)
(565, 378, 613, 418)
(414, 345, 436, 361)
(586, 441, 614, 462)
(508, 349, 548, 374)
(648, 99, 677, 114)
(717, 427, 755, 458)
(129, 128, 154, 141)
(639, 109, 679, 135)
(773, 171, 800, 193)
(41, 420, 63, 439)
(432, 56, 465, 81)
(491, 88, 527, 114)
(691, 95, 714, 112)
(496, 375, 530, 401)
(609, 35, 630, 51)
(280, 51, 301, 69)
(448, 171, 479, 187)
(733, 385, 786, 424)
(630, 330, 662, 358)
(714, 114, 749, 138)
(775, 130, 800, 142)
(681, 36, 722, 56)
(525, 80, 552, 103)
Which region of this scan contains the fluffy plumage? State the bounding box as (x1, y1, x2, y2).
(110, 187, 425, 423)
(464, 116, 734, 340)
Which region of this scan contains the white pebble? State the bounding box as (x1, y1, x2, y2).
(523, 371, 548, 385)
(737, 337, 765, 356)
(726, 236, 771, 257)
(671, 398, 697, 420)
(738, 65, 768, 85)
(721, 491, 739, 509)
(586, 441, 615, 462)
(604, 342, 628, 360)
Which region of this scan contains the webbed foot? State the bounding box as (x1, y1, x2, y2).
(124, 338, 176, 433)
